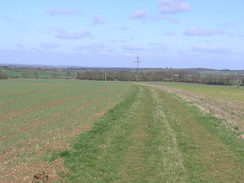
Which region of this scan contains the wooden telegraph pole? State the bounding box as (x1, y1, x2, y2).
(134, 57, 141, 82)
(104, 69, 107, 84)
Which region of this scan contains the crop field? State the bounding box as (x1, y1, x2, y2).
(0, 80, 243, 182)
(0, 79, 132, 182)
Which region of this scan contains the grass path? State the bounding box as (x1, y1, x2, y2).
(153, 86, 244, 182)
(54, 84, 243, 182)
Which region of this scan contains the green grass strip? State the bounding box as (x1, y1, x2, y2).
(156, 89, 244, 183)
(50, 85, 139, 182)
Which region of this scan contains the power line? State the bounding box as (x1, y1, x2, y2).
(134, 57, 141, 82)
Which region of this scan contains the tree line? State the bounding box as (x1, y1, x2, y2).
(1, 69, 243, 86)
(77, 70, 244, 86)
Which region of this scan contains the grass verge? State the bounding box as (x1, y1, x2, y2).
(50, 84, 244, 182)
(156, 88, 244, 183)
(50, 85, 139, 182)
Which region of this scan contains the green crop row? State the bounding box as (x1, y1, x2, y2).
(0, 79, 133, 176)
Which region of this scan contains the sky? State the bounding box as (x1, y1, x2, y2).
(0, 0, 244, 69)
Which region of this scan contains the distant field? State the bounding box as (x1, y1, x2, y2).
(0, 80, 243, 182)
(198, 70, 244, 75)
(1, 70, 77, 79)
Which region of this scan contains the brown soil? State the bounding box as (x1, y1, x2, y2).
(0, 85, 121, 182)
(0, 157, 69, 183)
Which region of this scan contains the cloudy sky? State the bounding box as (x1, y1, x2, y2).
(0, 0, 244, 69)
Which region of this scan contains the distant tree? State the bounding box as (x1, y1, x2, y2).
(0, 73, 8, 79)
(21, 72, 28, 78)
(178, 70, 187, 82)
(192, 73, 201, 83)
(205, 74, 213, 84)
(241, 79, 244, 86)
(231, 79, 242, 86)
(34, 71, 39, 79)
(76, 72, 82, 79)
(117, 71, 130, 81)
(51, 72, 59, 79)
(77, 71, 92, 80)
(66, 71, 72, 78)
(144, 70, 155, 81)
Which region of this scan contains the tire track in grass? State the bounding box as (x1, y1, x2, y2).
(121, 86, 152, 182)
(121, 86, 187, 182)
(49, 84, 243, 182)
(54, 85, 188, 182)
(150, 84, 244, 131)
(148, 87, 187, 182)
(154, 86, 244, 183)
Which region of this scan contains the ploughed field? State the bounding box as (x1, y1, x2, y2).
(0, 80, 243, 182)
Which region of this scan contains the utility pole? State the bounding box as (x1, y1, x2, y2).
(134, 57, 141, 82)
(104, 69, 107, 84)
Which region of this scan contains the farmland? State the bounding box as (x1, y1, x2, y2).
(0, 79, 243, 182)
(147, 82, 244, 131)
(0, 79, 133, 182)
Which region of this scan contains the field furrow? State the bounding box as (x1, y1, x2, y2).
(0, 80, 132, 182)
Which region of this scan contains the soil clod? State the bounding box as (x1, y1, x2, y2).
(32, 171, 48, 183)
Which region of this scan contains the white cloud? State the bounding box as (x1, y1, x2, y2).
(219, 23, 235, 28)
(158, 0, 190, 14)
(3, 16, 29, 24)
(192, 46, 231, 54)
(16, 44, 25, 48)
(92, 16, 105, 25)
(56, 29, 90, 39)
(119, 26, 128, 31)
(123, 45, 148, 52)
(130, 9, 179, 23)
(47, 9, 80, 16)
(130, 9, 147, 19)
(40, 43, 59, 49)
(184, 27, 225, 36)
(75, 43, 114, 54)
(164, 31, 176, 36)
(148, 42, 167, 51)
(150, 16, 179, 23)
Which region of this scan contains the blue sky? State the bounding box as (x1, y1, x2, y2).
(0, 0, 244, 69)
